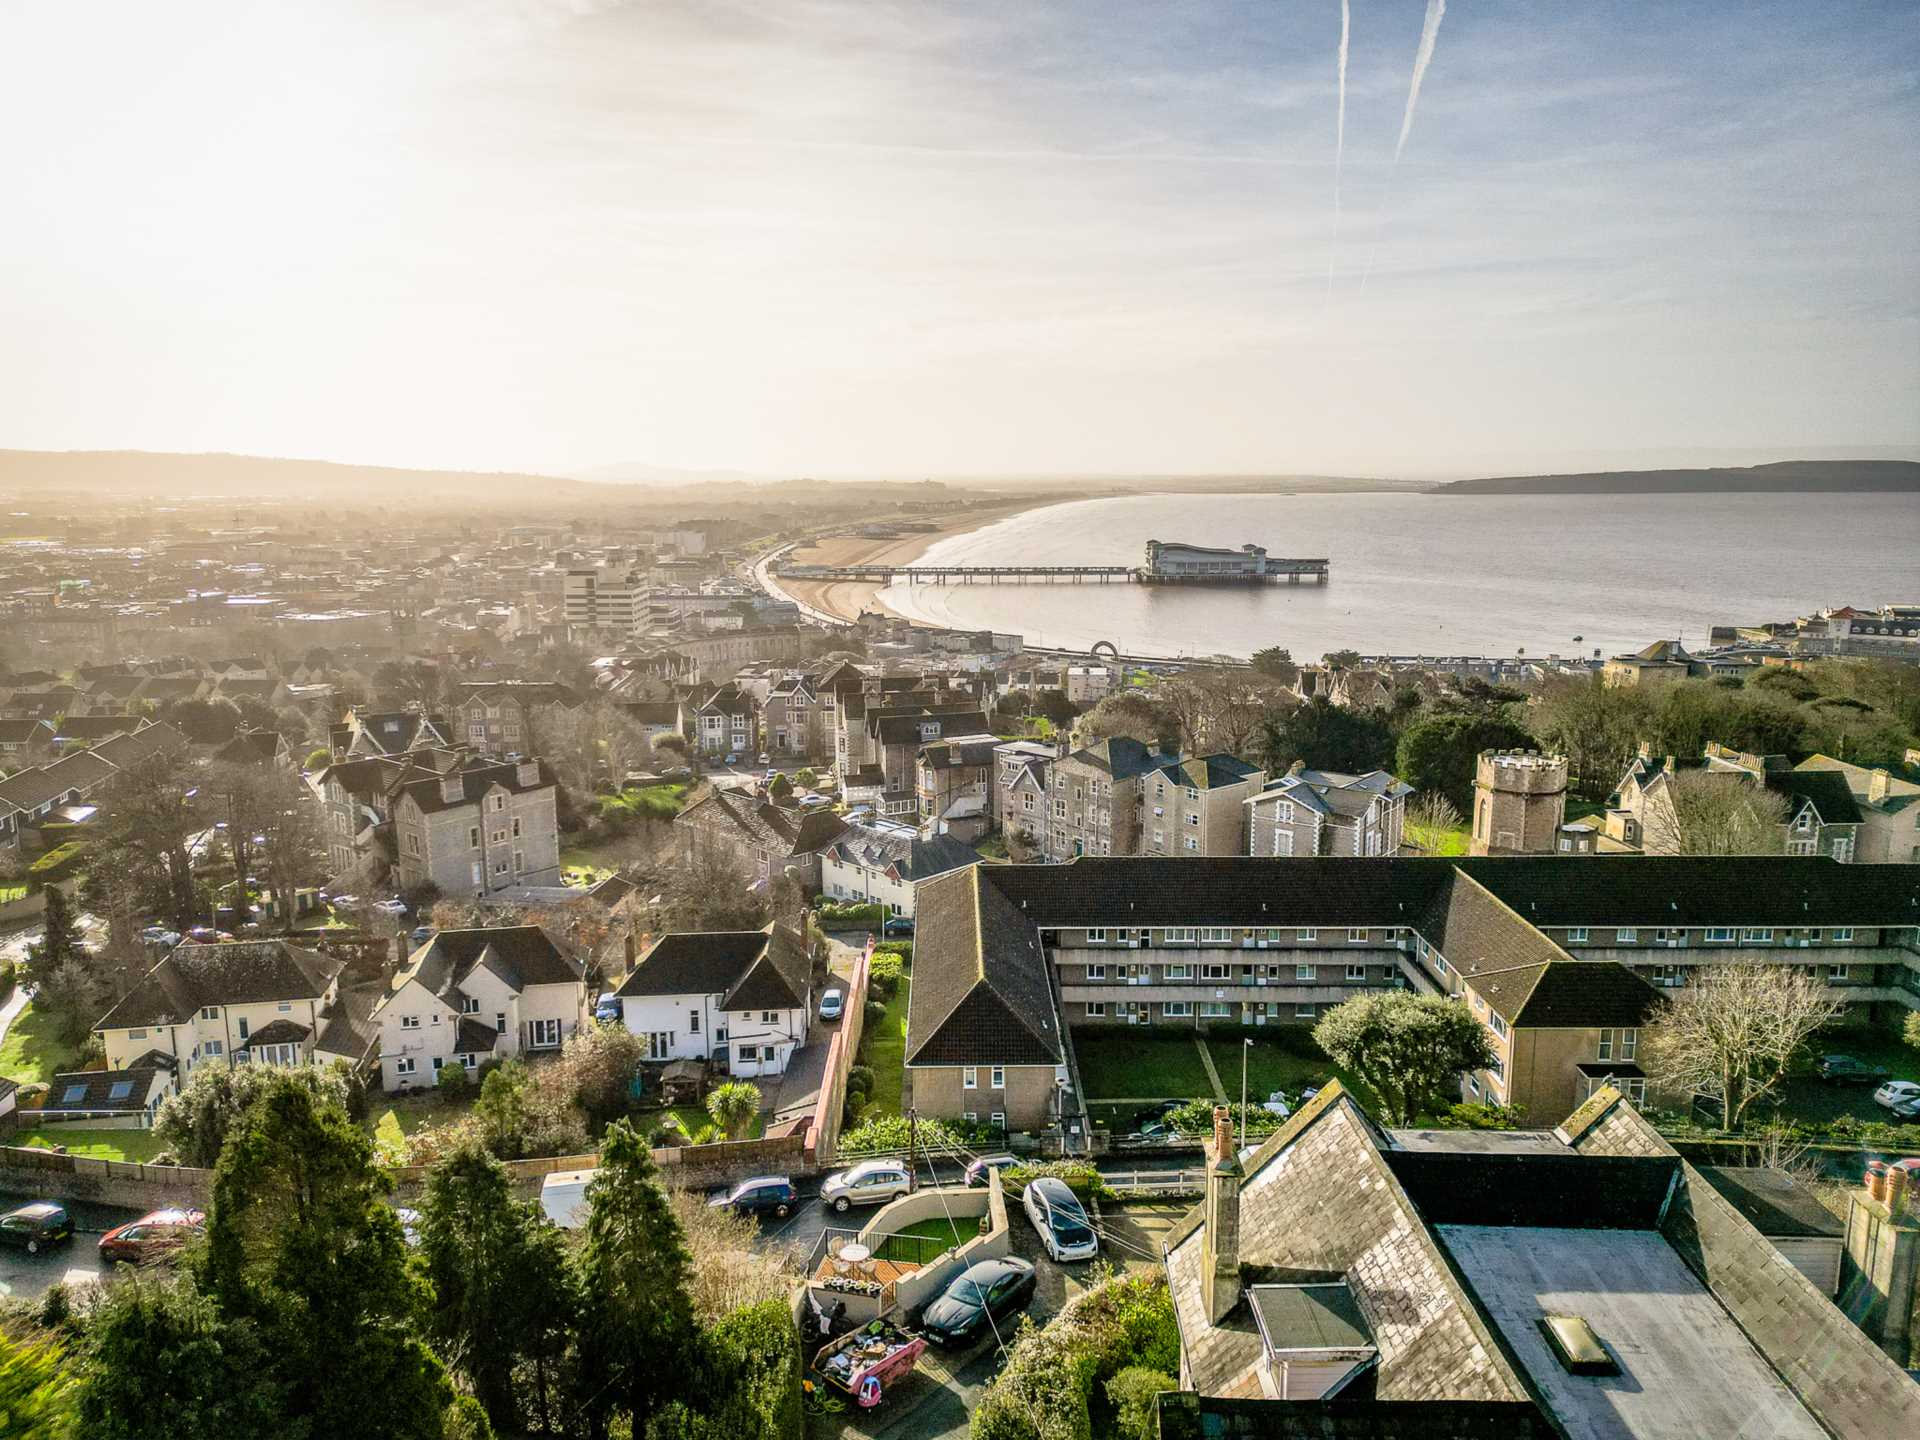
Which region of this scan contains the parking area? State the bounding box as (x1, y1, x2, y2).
(0, 1190, 142, 1301)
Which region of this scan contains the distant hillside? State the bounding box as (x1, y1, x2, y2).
(1434, 460, 1920, 496)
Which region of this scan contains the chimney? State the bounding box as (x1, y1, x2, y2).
(1287, 759, 1306, 778)
(1202, 1104, 1242, 1325)
(439, 774, 464, 804)
(516, 760, 540, 788)
(1869, 768, 1891, 805)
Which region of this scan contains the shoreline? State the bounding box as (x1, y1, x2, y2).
(770, 495, 1069, 625)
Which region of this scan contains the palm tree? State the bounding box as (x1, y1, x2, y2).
(706, 1081, 762, 1141)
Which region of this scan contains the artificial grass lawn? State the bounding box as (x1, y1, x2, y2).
(874, 1215, 972, 1262)
(858, 976, 910, 1118)
(0, 1003, 80, 1086)
(1072, 1031, 1213, 1102)
(10, 1128, 171, 1163)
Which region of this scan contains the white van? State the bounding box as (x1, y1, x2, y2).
(541, 1169, 595, 1228)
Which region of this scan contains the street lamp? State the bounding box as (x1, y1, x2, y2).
(1240, 1037, 1252, 1155)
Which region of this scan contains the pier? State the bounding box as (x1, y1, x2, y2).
(772, 556, 1330, 586)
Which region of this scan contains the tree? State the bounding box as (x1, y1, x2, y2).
(419, 1142, 582, 1436)
(82, 752, 206, 935)
(34, 955, 112, 1050)
(304, 746, 332, 771)
(201, 1074, 451, 1439)
(154, 1061, 364, 1169)
(474, 1060, 533, 1160)
(706, 1081, 761, 1141)
(1313, 993, 1496, 1125)
(1404, 792, 1464, 854)
(1643, 770, 1790, 855)
(1076, 690, 1179, 750)
(158, 698, 245, 746)
(1394, 711, 1535, 812)
(76, 1272, 283, 1440)
(767, 772, 793, 805)
(1028, 689, 1079, 730)
(576, 1120, 698, 1438)
(668, 1191, 798, 1325)
(1323, 649, 1362, 670)
(794, 767, 818, 788)
(1643, 965, 1842, 1129)
(29, 884, 82, 984)
(533, 701, 656, 799)
(1154, 668, 1292, 756)
(547, 1022, 647, 1132)
(203, 760, 326, 931)
(1, 1327, 75, 1440)
(1905, 1009, 1920, 1053)
(1249, 647, 1298, 683)
(1524, 674, 1655, 799)
(1259, 698, 1395, 777)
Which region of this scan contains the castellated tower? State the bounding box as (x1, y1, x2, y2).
(1470, 750, 1568, 855)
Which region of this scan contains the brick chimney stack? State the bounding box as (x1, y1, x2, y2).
(1202, 1104, 1243, 1324)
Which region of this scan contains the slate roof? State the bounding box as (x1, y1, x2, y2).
(1697, 1165, 1843, 1239)
(42, 749, 118, 792)
(1766, 768, 1863, 825)
(456, 681, 582, 709)
(454, 1016, 501, 1055)
(870, 707, 989, 745)
(351, 711, 450, 755)
(213, 729, 286, 766)
(234, 1018, 311, 1049)
(1462, 960, 1665, 1029)
(42, 1067, 169, 1114)
(395, 759, 555, 815)
(613, 925, 808, 1012)
(397, 925, 583, 1003)
(1062, 735, 1166, 780)
(0, 719, 53, 746)
(825, 825, 981, 882)
(50, 714, 140, 742)
(1153, 754, 1265, 790)
(314, 984, 383, 1064)
(904, 866, 1062, 1067)
(96, 940, 341, 1031)
(677, 788, 848, 857)
(916, 735, 1002, 770)
(90, 721, 189, 770)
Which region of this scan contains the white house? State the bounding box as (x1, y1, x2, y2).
(820, 824, 981, 920)
(373, 925, 591, 1092)
(612, 925, 811, 1080)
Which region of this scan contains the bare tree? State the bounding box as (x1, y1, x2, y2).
(1404, 792, 1464, 854)
(1643, 770, 1790, 855)
(530, 700, 656, 797)
(667, 1190, 801, 1324)
(1153, 668, 1296, 758)
(1643, 965, 1842, 1129)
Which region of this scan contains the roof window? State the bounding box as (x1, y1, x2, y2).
(1538, 1314, 1618, 1376)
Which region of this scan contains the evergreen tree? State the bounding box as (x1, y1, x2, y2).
(28, 884, 81, 986)
(201, 1075, 450, 1439)
(576, 1120, 698, 1438)
(419, 1141, 581, 1436)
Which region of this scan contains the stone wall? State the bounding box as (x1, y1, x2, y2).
(0, 1147, 212, 1210)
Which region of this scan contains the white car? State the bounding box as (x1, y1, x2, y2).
(1873, 1081, 1920, 1111)
(370, 898, 409, 917)
(1261, 1091, 1292, 1118)
(819, 988, 845, 1021)
(820, 1160, 911, 1213)
(1023, 1176, 1098, 1263)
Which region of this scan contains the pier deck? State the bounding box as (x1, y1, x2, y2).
(773, 559, 1329, 585)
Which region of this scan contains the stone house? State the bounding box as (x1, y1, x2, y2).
(914, 733, 1001, 829)
(1143, 754, 1267, 857)
(1041, 736, 1169, 861)
(452, 681, 582, 758)
(1602, 744, 1862, 860)
(762, 672, 829, 760)
(372, 925, 589, 1092)
(391, 758, 563, 895)
(681, 682, 758, 758)
(675, 787, 848, 892)
(1245, 765, 1411, 857)
(1470, 750, 1569, 855)
(340, 708, 455, 758)
(1794, 754, 1920, 864)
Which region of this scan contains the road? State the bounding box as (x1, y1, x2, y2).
(0, 1189, 143, 1301)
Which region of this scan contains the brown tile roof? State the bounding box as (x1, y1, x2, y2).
(904, 866, 1061, 1067)
(96, 939, 341, 1031)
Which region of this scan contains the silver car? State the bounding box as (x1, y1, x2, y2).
(820, 1160, 911, 1213)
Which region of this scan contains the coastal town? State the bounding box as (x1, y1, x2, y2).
(0, 490, 1916, 1437)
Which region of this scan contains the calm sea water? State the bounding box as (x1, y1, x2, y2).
(878, 491, 1920, 660)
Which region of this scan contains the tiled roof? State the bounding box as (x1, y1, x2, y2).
(613, 925, 808, 1012)
(1063, 735, 1165, 780)
(96, 940, 340, 1031)
(905, 866, 1062, 1067)
(43, 1067, 169, 1114)
(314, 984, 382, 1063)
(1153, 754, 1265, 790)
(1461, 959, 1664, 1029)
(398, 925, 583, 1001)
(394, 758, 555, 815)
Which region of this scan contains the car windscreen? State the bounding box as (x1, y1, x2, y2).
(946, 1275, 989, 1303)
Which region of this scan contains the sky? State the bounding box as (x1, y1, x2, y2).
(1, 0, 1916, 480)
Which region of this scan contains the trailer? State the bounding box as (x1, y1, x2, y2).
(812, 1317, 928, 1409)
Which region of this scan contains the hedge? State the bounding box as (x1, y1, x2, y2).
(645, 1299, 802, 1440)
(28, 842, 87, 880)
(1000, 1161, 1111, 1202)
(814, 900, 884, 927)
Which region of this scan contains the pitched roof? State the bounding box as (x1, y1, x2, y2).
(613, 925, 808, 1012)
(1153, 754, 1265, 790)
(1764, 768, 1863, 826)
(905, 866, 1062, 1067)
(394, 759, 555, 815)
(1063, 735, 1165, 780)
(1460, 959, 1663, 1028)
(213, 729, 286, 766)
(677, 788, 848, 857)
(96, 940, 341, 1031)
(396, 925, 583, 1003)
(314, 984, 383, 1063)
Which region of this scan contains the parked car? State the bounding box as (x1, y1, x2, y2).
(408, 925, 435, 948)
(1261, 1090, 1292, 1118)
(594, 993, 622, 1023)
(881, 915, 914, 937)
(1816, 1054, 1889, 1084)
(919, 1257, 1037, 1347)
(964, 1154, 1018, 1188)
(819, 988, 845, 1022)
(98, 1207, 206, 1265)
(723, 752, 742, 767)
(1125, 1120, 1179, 1144)
(370, 898, 409, 917)
(709, 1176, 800, 1219)
(0, 1202, 72, 1254)
(184, 927, 234, 943)
(329, 894, 361, 910)
(1130, 1099, 1183, 1129)
(820, 1160, 912, 1213)
(1023, 1176, 1099, 1263)
(758, 753, 772, 767)
(1887, 1095, 1920, 1123)
(138, 925, 182, 947)
(1873, 1081, 1920, 1111)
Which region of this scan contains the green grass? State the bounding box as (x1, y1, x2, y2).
(1407, 824, 1470, 857)
(874, 1215, 972, 1262)
(0, 884, 27, 905)
(1073, 1031, 1215, 1101)
(10, 1128, 171, 1163)
(858, 976, 910, 1118)
(0, 1003, 80, 1086)
(635, 1104, 766, 1145)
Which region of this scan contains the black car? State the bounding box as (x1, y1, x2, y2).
(1815, 1054, 1888, 1085)
(919, 1257, 1037, 1347)
(0, 1202, 73, 1254)
(709, 1176, 799, 1219)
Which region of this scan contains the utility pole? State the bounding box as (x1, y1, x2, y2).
(1240, 1038, 1251, 1156)
(907, 1106, 918, 1192)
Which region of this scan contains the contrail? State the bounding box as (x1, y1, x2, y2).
(1395, 0, 1447, 163)
(1325, 0, 1350, 295)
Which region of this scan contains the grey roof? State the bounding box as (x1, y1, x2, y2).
(1153, 754, 1265, 790)
(95, 940, 341, 1031)
(1247, 1282, 1373, 1351)
(398, 925, 583, 1003)
(825, 824, 981, 882)
(394, 758, 555, 815)
(1696, 1166, 1843, 1239)
(904, 866, 1062, 1067)
(613, 925, 808, 1012)
(314, 984, 382, 1063)
(43, 1067, 168, 1114)
(1062, 735, 1165, 780)
(676, 788, 847, 857)
(1460, 960, 1664, 1029)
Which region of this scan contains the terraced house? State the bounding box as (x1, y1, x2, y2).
(904, 856, 1920, 1134)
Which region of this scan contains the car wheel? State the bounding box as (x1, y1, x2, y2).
(25, 1239, 37, 1255)
(774, 1203, 791, 1218)
(834, 1196, 850, 1213)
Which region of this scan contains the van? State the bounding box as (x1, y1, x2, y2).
(541, 1169, 595, 1228)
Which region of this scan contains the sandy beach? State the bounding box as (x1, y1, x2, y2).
(771, 496, 1063, 624)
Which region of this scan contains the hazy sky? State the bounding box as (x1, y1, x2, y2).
(3, 1, 1916, 479)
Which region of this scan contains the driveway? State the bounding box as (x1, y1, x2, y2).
(768, 945, 858, 1131)
(0, 1190, 143, 1301)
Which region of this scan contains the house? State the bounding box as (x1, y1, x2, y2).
(1795, 754, 1920, 864)
(1245, 764, 1411, 857)
(1144, 754, 1267, 857)
(990, 739, 1054, 841)
(1041, 736, 1170, 860)
(372, 925, 589, 1092)
(914, 733, 1001, 830)
(612, 924, 811, 1077)
(341, 708, 455, 758)
(820, 823, 981, 919)
(904, 866, 1065, 1134)
(92, 939, 373, 1087)
(682, 682, 758, 758)
(763, 672, 829, 761)
(391, 758, 563, 895)
(452, 681, 582, 758)
(0, 719, 56, 761)
(1158, 1084, 1917, 1437)
(50, 713, 143, 748)
(675, 787, 848, 892)
(212, 728, 294, 769)
(312, 749, 464, 888)
(1601, 638, 1699, 686)
(1602, 743, 1863, 859)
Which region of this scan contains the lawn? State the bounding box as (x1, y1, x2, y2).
(1073, 1031, 1214, 1102)
(9, 1128, 171, 1163)
(874, 1215, 972, 1263)
(1205, 1030, 1340, 1104)
(1770, 1022, 1920, 1130)
(1407, 824, 1469, 857)
(0, 1003, 80, 1086)
(858, 977, 910, 1118)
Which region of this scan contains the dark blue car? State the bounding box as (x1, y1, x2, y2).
(709, 1176, 800, 1219)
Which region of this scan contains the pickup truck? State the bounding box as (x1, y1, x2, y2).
(1815, 1054, 1889, 1084)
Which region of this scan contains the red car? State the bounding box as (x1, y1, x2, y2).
(98, 1207, 206, 1265)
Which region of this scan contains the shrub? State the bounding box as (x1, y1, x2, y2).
(1001, 1161, 1111, 1201)
(869, 951, 906, 988)
(873, 939, 913, 965)
(845, 1064, 874, 1100)
(1164, 1099, 1283, 1140)
(867, 968, 898, 1004)
(814, 900, 884, 928)
(1431, 1102, 1524, 1131)
(155, 1062, 366, 1169)
(863, 999, 886, 1033)
(304, 746, 332, 771)
(0, 958, 15, 1005)
(1105, 1366, 1177, 1440)
(436, 1061, 474, 1104)
(838, 1112, 966, 1156)
(646, 1298, 802, 1439)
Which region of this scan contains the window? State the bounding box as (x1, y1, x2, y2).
(990, 1067, 1005, 1089)
(1294, 1004, 1316, 1018)
(1345, 964, 1367, 981)
(990, 1112, 1005, 1128)
(1295, 962, 1315, 980)
(460, 995, 479, 1014)
(200, 1006, 219, 1021)
(432, 1057, 444, 1073)
(1621, 1077, 1647, 1105)
(1201, 1001, 1233, 1017)
(963, 1111, 978, 1123)
(689, 1009, 700, 1034)
(1298, 928, 1316, 942)
(469, 826, 480, 848)
(1183, 835, 1199, 852)
(1085, 1003, 1105, 1018)
(1165, 927, 1196, 943)
(1705, 927, 1735, 942)
(1828, 964, 1849, 983)
(1086, 964, 1106, 981)
(1202, 963, 1229, 980)
(963, 1067, 978, 1089)
(645, 1031, 673, 1059)
(396, 1057, 416, 1076)
(762, 1010, 778, 1023)
(1833, 927, 1854, 942)
(204, 1040, 224, 1058)
(1488, 1012, 1509, 1038)
(1567, 928, 1589, 944)
(1200, 927, 1231, 943)
(1598, 1028, 1638, 1060)
(1741, 928, 1772, 943)
(1186, 812, 1200, 826)
(1164, 1000, 1193, 1018)
(1347, 928, 1368, 943)
(277, 1002, 291, 1012)
(1617, 928, 1637, 943)
(512, 818, 522, 839)
(1087, 928, 1107, 943)
(1165, 963, 1190, 980)
(400, 1014, 421, 1030)
(128, 1028, 147, 1040)
(528, 1018, 561, 1050)
(236, 1016, 249, 1040)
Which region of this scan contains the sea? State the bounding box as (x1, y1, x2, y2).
(875, 490, 1920, 661)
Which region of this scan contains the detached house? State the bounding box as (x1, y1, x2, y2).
(612, 924, 812, 1077)
(682, 683, 758, 758)
(820, 824, 981, 919)
(1245, 764, 1412, 857)
(93, 939, 378, 1087)
(372, 925, 590, 1091)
